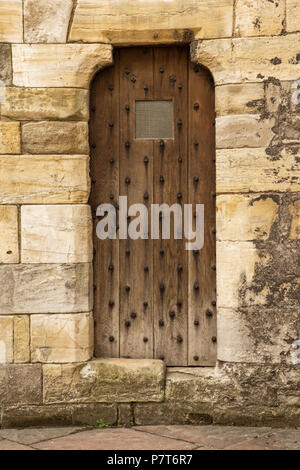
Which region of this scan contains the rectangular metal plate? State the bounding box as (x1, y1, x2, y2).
(136, 100, 173, 139)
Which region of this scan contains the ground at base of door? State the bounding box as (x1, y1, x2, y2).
(0, 425, 299, 450)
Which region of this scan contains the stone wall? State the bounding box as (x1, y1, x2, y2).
(0, 0, 299, 427)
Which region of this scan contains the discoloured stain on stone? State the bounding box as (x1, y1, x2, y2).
(235, 193, 300, 359)
(24, 0, 73, 43)
(0, 44, 12, 85)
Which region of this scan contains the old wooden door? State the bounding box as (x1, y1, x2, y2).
(90, 47, 216, 366)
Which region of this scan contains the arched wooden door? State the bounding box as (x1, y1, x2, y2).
(90, 46, 216, 366)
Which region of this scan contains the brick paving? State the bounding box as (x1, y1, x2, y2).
(0, 425, 299, 450)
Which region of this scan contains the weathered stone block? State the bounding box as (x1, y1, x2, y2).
(13, 316, 30, 364)
(215, 83, 264, 116)
(216, 114, 275, 149)
(0, 45, 12, 85)
(2, 404, 117, 428)
(0, 1, 23, 42)
(216, 148, 300, 193)
(12, 44, 113, 88)
(22, 121, 89, 155)
(134, 402, 214, 426)
(217, 308, 299, 364)
(24, 0, 73, 43)
(235, 0, 285, 37)
(31, 313, 93, 363)
(0, 87, 89, 121)
(165, 367, 228, 404)
(0, 364, 42, 405)
(21, 205, 92, 264)
(286, 0, 300, 33)
(0, 205, 19, 263)
(0, 317, 13, 364)
(43, 359, 166, 404)
(0, 263, 92, 314)
(289, 200, 300, 239)
(69, 0, 234, 44)
(0, 122, 20, 154)
(216, 194, 278, 241)
(192, 34, 300, 85)
(0, 155, 90, 204)
(7, 365, 42, 405)
(217, 241, 260, 309)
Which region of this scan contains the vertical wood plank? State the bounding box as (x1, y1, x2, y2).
(188, 63, 217, 365)
(119, 47, 154, 358)
(90, 55, 120, 357)
(153, 47, 188, 366)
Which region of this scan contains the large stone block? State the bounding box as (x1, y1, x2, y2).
(14, 316, 30, 363)
(1, 404, 118, 428)
(21, 205, 92, 264)
(216, 148, 300, 193)
(0, 87, 89, 121)
(0, 263, 92, 314)
(0, 1, 23, 42)
(0, 317, 13, 364)
(43, 359, 166, 403)
(0, 155, 90, 204)
(31, 313, 93, 363)
(0, 205, 19, 263)
(12, 44, 113, 88)
(289, 200, 300, 239)
(0, 121, 20, 154)
(192, 34, 300, 85)
(217, 308, 299, 364)
(286, 0, 300, 33)
(217, 241, 260, 309)
(216, 115, 275, 149)
(134, 402, 214, 426)
(24, 0, 73, 43)
(69, 0, 234, 44)
(22, 121, 89, 154)
(0, 364, 42, 405)
(235, 0, 285, 37)
(0, 45, 12, 85)
(216, 194, 278, 241)
(215, 83, 264, 116)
